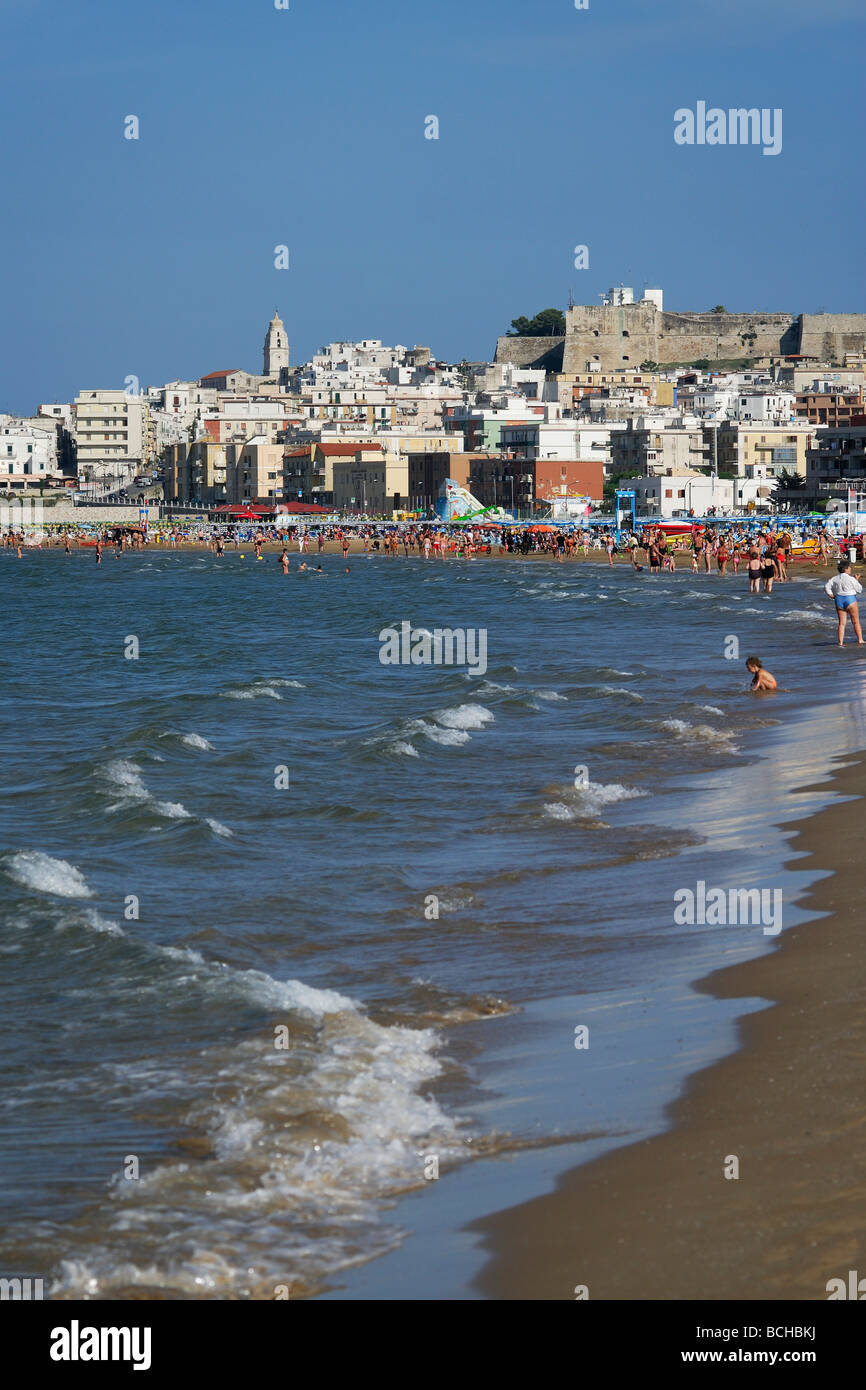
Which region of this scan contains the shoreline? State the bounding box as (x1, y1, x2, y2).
(4, 540, 849, 580)
(469, 749, 866, 1301)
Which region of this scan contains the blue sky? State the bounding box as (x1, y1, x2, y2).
(1, 0, 863, 411)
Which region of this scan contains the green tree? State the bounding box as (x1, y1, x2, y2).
(775, 468, 806, 492)
(507, 308, 566, 337)
(639, 359, 659, 372)
(692, 359, 712, 371)
(710, 305, 727, 313)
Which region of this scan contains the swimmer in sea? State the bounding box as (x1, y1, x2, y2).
(745, 655, 777, 692)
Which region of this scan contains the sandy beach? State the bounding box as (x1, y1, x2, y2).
(471, 753, 866, 1301)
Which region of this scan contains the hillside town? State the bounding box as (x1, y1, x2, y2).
(4, 291, 866, 525)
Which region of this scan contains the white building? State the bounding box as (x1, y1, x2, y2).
(147, 381, 220, 424)
(0, 418, 57, 483)
(630, 471, 778, 518)
(73, 389, 146, 479)
(732, 390, 796, 424)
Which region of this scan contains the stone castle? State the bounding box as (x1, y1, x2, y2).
(495, 287, 866, 374)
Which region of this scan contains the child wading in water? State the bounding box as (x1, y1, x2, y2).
(746, 655, 777, 692)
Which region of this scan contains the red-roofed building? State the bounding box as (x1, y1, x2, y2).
(286, 440, 387, 503)
(198, 369, 257, 392)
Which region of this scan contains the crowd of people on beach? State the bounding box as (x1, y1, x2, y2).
(1, 516, 854, 567)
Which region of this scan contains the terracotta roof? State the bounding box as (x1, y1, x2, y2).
(200, 369, 243, 381)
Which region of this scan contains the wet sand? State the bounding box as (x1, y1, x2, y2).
(471, 755, 866, 1300)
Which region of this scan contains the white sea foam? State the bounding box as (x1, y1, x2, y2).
(101, 760, 194, 819)
(774, 608, 827, 623)
(660, 719, 739, 751)
(179, 733, 215, 751)
(545, 780, 647, 821)
(224, 686, 282, 701)
(79, 908, 126, 938)
(392, 741, 420, 758)
(418, 722, 470, 746)
(597, 685, 644, 702)
(577, 780, 647, 807)
(434, 703, 494, 731)
(5, 850, 93, 899)
(698, 705, 725, 716)
(476, 681, 516, 695)
(206, 818, 234, 838)
(533, 689, 567, 702)
(97, 759, 229, 832)
(46, 960, 465, 1300)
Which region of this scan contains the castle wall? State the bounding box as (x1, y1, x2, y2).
(562, 305, 797, 372)
(497, 308, 866, 375)
(494, 336, 565, 370)
(797, 314, 866, 365)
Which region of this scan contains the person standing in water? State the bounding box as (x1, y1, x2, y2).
(825, 559, 864, 646)
(279, 548, 290, 574)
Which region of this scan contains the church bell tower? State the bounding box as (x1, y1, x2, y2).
(264, 311, 289, 379)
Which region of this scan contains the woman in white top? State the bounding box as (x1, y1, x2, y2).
(825, 560, 864, 646)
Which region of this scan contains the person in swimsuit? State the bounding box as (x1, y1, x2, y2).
(279, 548, 290, 574)
(825, 560, 864, 646)
(746, 656, 777, 692)
(717, 540, 729, 575)
(747, 550, 762, 594)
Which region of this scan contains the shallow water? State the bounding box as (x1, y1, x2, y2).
(0, 550, 861, 1297)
